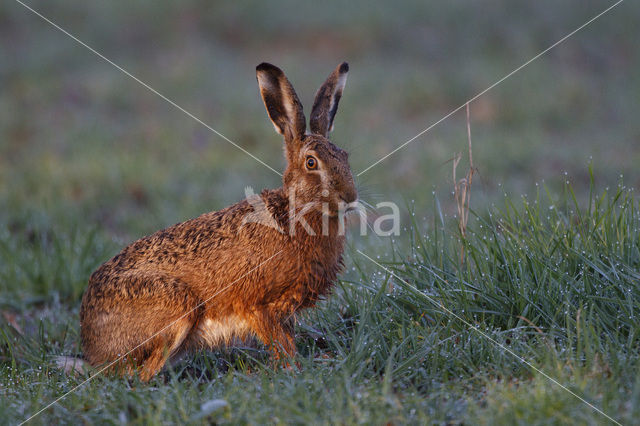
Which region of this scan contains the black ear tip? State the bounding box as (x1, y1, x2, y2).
(256, 62, 281, 73)
(339, 62, 349, 73)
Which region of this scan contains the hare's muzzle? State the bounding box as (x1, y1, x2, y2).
(340, 186, 358, 204)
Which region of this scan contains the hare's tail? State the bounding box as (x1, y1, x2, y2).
(55, 355, 89, 375)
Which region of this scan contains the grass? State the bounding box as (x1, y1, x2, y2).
(1, 181, 639, 424)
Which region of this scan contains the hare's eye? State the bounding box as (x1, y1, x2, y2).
(305, 156, 318, 170)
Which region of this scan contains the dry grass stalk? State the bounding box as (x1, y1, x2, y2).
(453, 102, 476, 264)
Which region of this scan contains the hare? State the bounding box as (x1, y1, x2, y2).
(78, 62, 356, 381)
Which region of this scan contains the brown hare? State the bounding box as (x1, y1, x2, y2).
(77, 62, 357, 381)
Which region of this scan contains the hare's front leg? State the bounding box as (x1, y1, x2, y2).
(248, 312, 296, 363)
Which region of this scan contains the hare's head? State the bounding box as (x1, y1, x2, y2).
(256, 62, 356, 216)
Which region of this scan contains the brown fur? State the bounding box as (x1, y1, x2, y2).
(79, 62, 355, 381)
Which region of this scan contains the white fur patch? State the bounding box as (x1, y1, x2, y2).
(336, 72, 348, 93)
(55, 356, 89, 375)
(329, 72, 348, 133)
(256, 72, 286, 134)
(195, 316, 250, 348)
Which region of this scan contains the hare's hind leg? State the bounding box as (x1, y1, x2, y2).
(133, 313, 199, 382)
(133, 326, 189, 381)
(81, 273, 202, 381)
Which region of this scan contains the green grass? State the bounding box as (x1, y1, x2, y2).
(1, 182, 639, 424)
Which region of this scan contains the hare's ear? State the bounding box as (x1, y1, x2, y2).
(310, 62, 349, 137)
(256, 63, 306, 143)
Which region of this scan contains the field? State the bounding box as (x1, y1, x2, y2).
(2, 0, 640, 424)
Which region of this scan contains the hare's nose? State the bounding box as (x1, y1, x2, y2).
(341, 189, 358, 204)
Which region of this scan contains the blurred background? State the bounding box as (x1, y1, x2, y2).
(1, 0, 639, 301)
